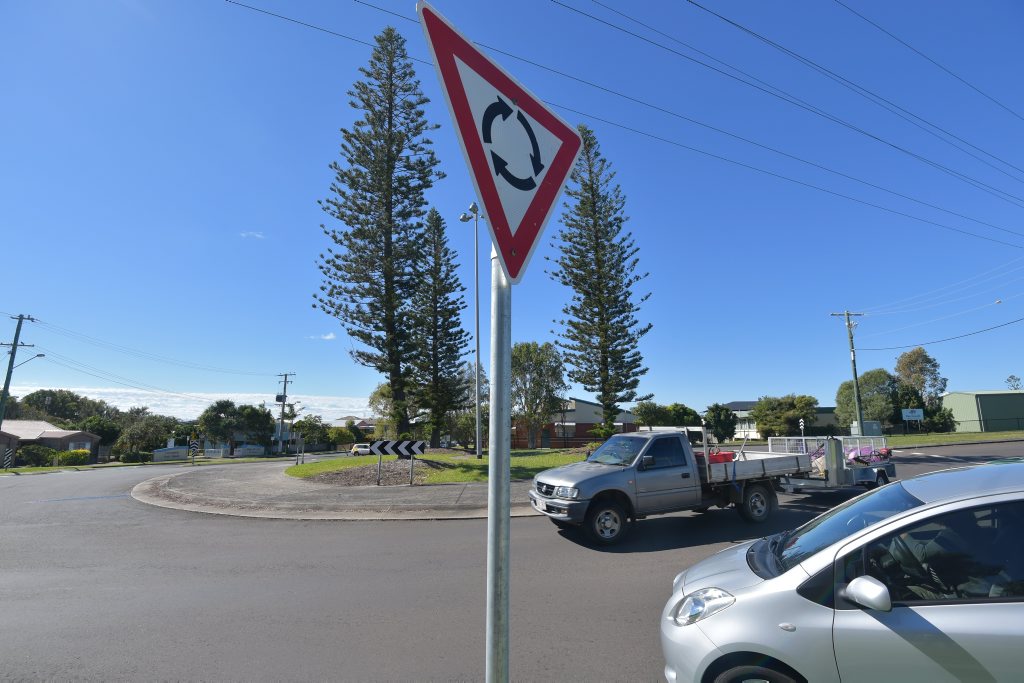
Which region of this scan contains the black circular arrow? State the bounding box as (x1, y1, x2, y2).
(481, 96, 545, 192)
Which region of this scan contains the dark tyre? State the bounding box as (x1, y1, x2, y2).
(713, 664, 797, 683)
(864, 471, 890, 490)
(585, 500, 629, 545)
(737, 483, 775, 523)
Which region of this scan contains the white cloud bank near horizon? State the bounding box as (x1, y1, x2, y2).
(10, 385, 372, 421)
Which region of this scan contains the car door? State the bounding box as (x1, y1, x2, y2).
(832, 499, 1024, 683)
(634, 435, 700, 513)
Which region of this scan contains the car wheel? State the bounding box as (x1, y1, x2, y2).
(713, 664, 797, 683)
(585, 500, 629, 545)
(737, 483, 775, 523)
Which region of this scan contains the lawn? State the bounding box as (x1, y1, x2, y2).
(885, 431, 1024, 448)
(286, 447, 589, 483)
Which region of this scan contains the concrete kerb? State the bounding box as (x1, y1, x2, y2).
(130, 468, 541, 521)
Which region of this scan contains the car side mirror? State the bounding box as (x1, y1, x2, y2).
(641, 455, 655, 470)
(843, 576, 892, 612)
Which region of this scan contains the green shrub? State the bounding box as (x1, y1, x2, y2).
(58, 449, 91, 466)
(16, 444, 56, 467)
(120, 451, 153, 463)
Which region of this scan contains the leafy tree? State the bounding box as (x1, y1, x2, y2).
(666, 403, 702, 427)
(549, 124, 652, 435)
(77, 415, 121, 446)
(703, 403, 738, 443)
(632, 401, 666, 430)
(367, 383, 396, 439)
(894, 347, 948, 410)
(22, 389, 83, 421)
(750, 395, 818, 438)
(238, 404, 275, 448)
(511, 342, 568, 449)
(836, 369, 896, 428)
(891, 382, 926, 425)
(115, 415, 171, 455)
(328, 426, 353, 447)
(1007, 375, 1022, 391)
(314, 27, 441, 436)
(923, 407, 957, 433)
(345, 419, 365, 443)
(409, 208, 470, 448)
(293, 415, 330, 446)
(198, 400, 241, 456)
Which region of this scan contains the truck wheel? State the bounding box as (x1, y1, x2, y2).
(585, 500, 629, 545)
(738, 483, 775, 523)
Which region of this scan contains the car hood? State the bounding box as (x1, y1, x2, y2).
(675, 540, 764, 595)
(535, 461, 624, 487)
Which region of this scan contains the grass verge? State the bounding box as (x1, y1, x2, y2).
(287, 448, 588, 483)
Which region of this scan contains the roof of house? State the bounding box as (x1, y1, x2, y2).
(724, 400, 758, 411)
(943, 390, 1024, 396)
(0, 420, 96, 441)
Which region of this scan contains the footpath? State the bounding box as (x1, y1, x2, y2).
(131, 460, 539, 521)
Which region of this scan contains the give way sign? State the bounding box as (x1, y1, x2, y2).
(418, 2, 582, 284)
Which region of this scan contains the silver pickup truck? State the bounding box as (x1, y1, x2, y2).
(528, 429, 811, 545)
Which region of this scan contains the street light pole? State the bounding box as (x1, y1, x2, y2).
(1, 314, 38, 427)
(459, 203, 483, 459)
(831, 311, 865, 436)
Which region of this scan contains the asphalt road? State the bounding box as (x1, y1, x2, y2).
(1, 441, 1020, 681)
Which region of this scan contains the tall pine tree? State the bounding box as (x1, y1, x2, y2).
(314, 27, 441, 435)
(549, 125, 652, 436)
(410, 208, 470, 447)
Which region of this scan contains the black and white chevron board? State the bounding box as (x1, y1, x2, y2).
(370, 440, 426, 457)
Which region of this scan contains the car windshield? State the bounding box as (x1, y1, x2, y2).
(776, 482, 923, 571)
(586, 435, 646, 466)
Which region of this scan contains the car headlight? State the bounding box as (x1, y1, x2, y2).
(668, 588, 735, 626)
(553, 486, 579, 499)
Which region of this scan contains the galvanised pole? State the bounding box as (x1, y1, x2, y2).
(485, 246, 511, 683)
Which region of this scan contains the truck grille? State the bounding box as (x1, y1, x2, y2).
(536, 481, 555, 496)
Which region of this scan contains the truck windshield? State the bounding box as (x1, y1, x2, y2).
(586, 435, 646, 466)
(776, 482, 923, 571)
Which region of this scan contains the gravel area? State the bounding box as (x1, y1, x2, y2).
(311, 457, 462, 487)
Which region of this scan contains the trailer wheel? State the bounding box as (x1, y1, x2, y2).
(585, 500, 629, 545)
(738, 483, 775, 523)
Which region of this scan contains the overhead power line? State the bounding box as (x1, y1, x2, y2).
(681, 0, 1024, 182)
(551, 0, 1024, 210)
(226, 0, 1024, 250)
(34, 319, 273, 376)
(351, 0, 1024, 239)
(37, 349, 215, 402)
(859, 257, 1024, 314)
(860, 316, 1024, 351)
(832, 0, 1024, 124)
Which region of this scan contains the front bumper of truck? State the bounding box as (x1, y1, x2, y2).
(527, 488, 589, 524)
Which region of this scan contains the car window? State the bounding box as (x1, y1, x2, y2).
(586, 435, 646, 466)
(777, 482, 923, 571)
(644, 437, 686, 469)
(840, 500, 1024, 604)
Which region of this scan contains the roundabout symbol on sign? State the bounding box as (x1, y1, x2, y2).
(482, 95, 545, 192)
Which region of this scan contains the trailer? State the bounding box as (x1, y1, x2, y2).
(766, 435, 897, 492)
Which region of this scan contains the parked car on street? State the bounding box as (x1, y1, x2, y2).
(350, 443, 371, 455)
(660, 461, 1024, 683)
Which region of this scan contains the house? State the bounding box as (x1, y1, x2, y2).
(1, 420, 101, 460)
(511, 397, 637, 449)
(942, 390, 1024, 433)
(328, 416, 376, 434)
(723, 401, 839, 440)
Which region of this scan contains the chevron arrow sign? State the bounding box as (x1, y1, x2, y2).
(370, 440, 426, 457)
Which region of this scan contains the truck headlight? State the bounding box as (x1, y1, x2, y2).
(553, 486, 579, 499)
(668, 588, 735, 626)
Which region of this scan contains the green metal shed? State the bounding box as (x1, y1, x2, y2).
(941, 391, 1024, 432)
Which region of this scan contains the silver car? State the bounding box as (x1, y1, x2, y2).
(660, 461, 1024, 683)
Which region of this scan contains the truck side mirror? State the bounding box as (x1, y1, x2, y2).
(641, 455, 655, 470)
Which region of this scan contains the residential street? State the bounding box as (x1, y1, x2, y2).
(2, 442, 1021, 681)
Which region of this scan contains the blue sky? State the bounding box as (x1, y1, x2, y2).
(4, 0, 1024, 420)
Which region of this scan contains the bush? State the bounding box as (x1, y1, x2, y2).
(16, 444, 56, 467)
(923, 408, 956, 433)
(58, 449, 91, 466)
(120, 451, 153, 463)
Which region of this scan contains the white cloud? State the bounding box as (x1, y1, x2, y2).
(308, 332, 337, 340)
(10, 385, 370, 422)
(239, 231, 265, 239)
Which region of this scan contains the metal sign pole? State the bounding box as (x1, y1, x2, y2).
(485, 246, 511, 683)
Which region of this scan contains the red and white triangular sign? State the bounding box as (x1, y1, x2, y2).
(418, 2, 582, 284)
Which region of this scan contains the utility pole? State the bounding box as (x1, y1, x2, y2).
(276, 373, 293, 456)
(831, 311, 865, 436)
(1, 314, 37, 426)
